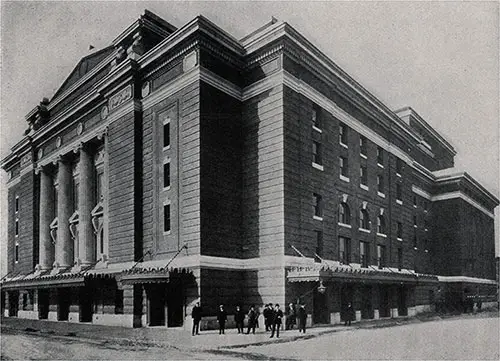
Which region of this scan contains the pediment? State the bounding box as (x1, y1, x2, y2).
(52, 46, 115, 100)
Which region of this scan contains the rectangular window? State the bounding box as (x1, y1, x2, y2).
(15, 219, 19, 237)
(164, 204, 171, 233)
(413, 195, 417, 207)
(313, 193, 322, 218)
(163, 122, 170, 148)
(398, 248, 403, 270)
(15, 196, 19, 213)
(315, 231, 323, 262)
(360, 136, 367, 156)
(360, 166, 367, 186)
(312, 105, 321, 129)
(115, 290, 124, 314)
(339, 123, 348, 145)
(377, 175, 384, 193)
(396, 158, 403, 174)
(339, 236, 351, 265)
(414, 215, 417, 227)
(397, 222, 403, 239)
(377, 245, 386, 269)
(163, 162, 170, 188)
(312, 141, 322, 165)
(360, 241, 369, 268)
(340, 156, 348, 177)
(413, 231, 418, 248)
(396, 183, 402, 201)
(15, 243, 19, 263)
(377, 146, 384, 165)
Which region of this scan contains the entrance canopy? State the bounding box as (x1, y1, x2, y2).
(287, 264, 438, 285)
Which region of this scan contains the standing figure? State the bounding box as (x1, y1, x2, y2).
(246, 305, 258, 334)
(345, 302, 355, 326)
(270, 304, 283, 338)
(191, 302, 202, 336)
(217, 304, 227, 334)
(297, 304, 307, 333)
(263, 304, 271, 331)
(234, 305, 245, 334)
(285, 303, 296, 330)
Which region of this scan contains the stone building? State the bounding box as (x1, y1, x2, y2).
(1, 10, 498, 328)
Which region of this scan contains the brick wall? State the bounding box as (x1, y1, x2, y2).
(200, 83, 242, 258)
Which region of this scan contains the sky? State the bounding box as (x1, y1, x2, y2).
(0, 1, 499, 276)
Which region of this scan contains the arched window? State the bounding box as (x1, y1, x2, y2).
(359, 209, 370, 230)
(338, 202, 351, 225)
(377, 215, 386, 234)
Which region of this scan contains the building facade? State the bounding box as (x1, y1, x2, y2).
(1, 11, 498, 328)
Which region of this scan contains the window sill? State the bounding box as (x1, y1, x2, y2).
(360, 153, 367, 160)
(377, 233, 387, 238)
(413, 205, 417, 208)
(312, 162, 324, 171)
(163, 145, 171, 151)
(377, 163, 384, 169)
(360, 184, 369, 191)
(338, 222, 352, 229)
(397, 237, 403, 242)
(396, 200, 403, 205)
(396, 173, 402, 178)
(359, 228, 371, 234)
(164, 186, 171, 191)
(377, 191, 386, 198)
(340, 142, 348, 149)
(414, 247, 418, 250)
(313, 215, 323, 221)
(163, 231, 171, 236)
(340, 175, 350, 183)
(312, 125, 322, 133)
(414, 225, 418, 228)
(424, 249, 429, 253)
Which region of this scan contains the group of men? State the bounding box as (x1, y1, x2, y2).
(191, 302, 308, 337)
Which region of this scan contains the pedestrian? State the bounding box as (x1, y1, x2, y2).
(234, 305, 245, 334)
(270, 304, 283, 338)
(246, 305, 257, 334)
(191, 302, 202, 336)
(297, 304, 307, 333)
(285, 303, 296, 330)
(217, 304, 227, 334)
(345, 302, 354, 326)
(264, 303, 272, 331)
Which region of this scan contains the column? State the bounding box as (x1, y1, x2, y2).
(39, 168, 54, 269)
(78, 145, 95, 265)
(55, 158, 73, 268)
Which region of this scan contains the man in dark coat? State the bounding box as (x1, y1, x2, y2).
(246, 305, 258, 334)
(297, 304, 307, 333)
(345, 302, 355, 326)
(191, 302, 202, 336)
(270, 304, 283, 338)
(234, 305, 245, 334)
(285, 303, 296, 330)
(217, 304, 227, 334)
(263, 304, 272, 331)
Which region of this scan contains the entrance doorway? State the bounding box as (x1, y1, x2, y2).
(379, 286, 391, 317)
(79, 287, 93, 322)
(57, 288, 70, 321)
(397, 286, 408, 316)
(313, 288, 329, 324)
(8, 291, 19, 317)
(340, 284, 354, 322)
(38, 289, 49, 319)
(148, 284, 166, 326)
(167, 283, 184, 327)
(361, 286, 373, 319)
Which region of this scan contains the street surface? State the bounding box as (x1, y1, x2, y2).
(1, 315, 498, 360)
(232, 317, 500, 360)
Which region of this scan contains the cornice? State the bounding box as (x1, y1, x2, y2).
(437, 276, 497, 284)
(432, 191, 495, 218)
(144, 41, 199, 79)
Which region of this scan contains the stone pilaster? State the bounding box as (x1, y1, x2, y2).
(38, 168, 54, 269)
(55, 158, 73, 268)
(78, 145, 95, 265)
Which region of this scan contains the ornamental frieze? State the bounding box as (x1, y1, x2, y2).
(109, 85, 133, 111)
(20, 153, 33, 168)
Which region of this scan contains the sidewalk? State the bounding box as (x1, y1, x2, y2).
(0, 316, 427, 351)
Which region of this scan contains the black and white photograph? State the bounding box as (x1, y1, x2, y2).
(0, 1, 499, 360)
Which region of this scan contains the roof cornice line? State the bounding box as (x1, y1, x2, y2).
(48, 48, 117, 110)
(434, 171, 499, 205)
